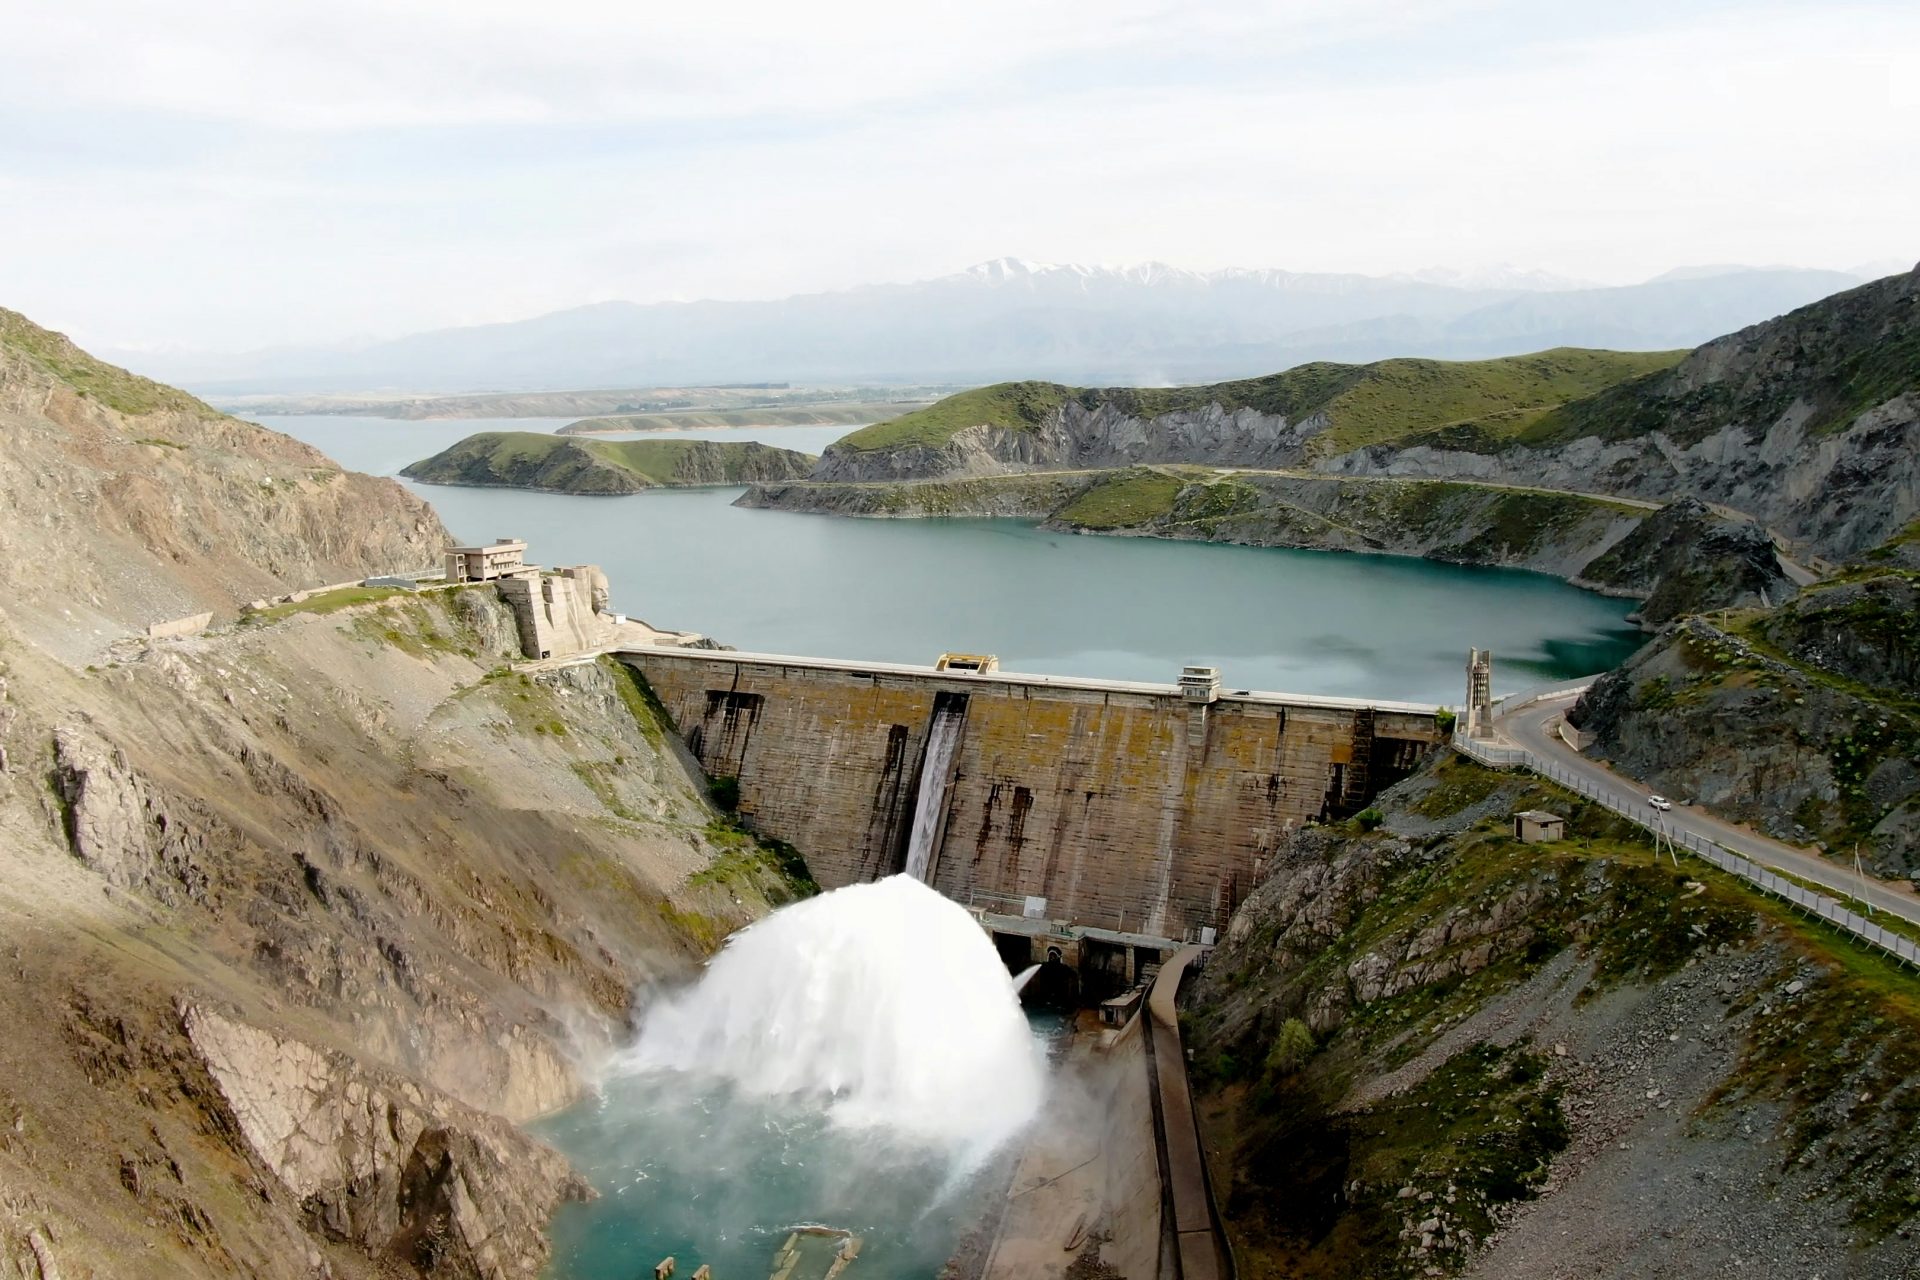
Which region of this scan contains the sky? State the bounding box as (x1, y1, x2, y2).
(0, 0, 1914, 352)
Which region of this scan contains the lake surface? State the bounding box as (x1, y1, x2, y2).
(256, 415, 1642, 704)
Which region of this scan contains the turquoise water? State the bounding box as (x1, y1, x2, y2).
(255, 415, 1642, 704)
(534, 1074, 996, 1280)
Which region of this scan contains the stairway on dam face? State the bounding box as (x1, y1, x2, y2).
(620, 649, 1442, 943)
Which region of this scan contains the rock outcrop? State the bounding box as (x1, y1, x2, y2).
(812, 402, 1326, 482)
(1574, 497, 1795, 625)
(182, 1004, 586, 1279)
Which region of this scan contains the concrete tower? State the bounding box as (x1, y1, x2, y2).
(1465, 648, 1494, 739)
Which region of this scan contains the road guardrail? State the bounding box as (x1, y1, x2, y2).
(1452, 733, 1920, 970)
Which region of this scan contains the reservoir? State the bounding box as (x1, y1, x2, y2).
(257, 415, 1642, 705)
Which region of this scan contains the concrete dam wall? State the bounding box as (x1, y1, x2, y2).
(619, 649, 1443, 941)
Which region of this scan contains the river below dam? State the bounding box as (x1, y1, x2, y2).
(258, 415, 1642, 703)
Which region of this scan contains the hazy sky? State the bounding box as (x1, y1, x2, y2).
(1, 0, 1913, 351)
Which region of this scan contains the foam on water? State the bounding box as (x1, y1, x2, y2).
(614, 875, 1046, 1152)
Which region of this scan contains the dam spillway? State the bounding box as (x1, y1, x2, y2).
(903, 691, 968, 882)
(619, 647, 1443, 942)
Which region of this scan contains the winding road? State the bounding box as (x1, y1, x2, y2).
(1501, 692, 1920, 928)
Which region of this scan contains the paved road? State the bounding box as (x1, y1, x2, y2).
(1503, 693, 1920, 927)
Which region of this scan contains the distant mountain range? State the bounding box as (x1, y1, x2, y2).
(123, 258, 1895, 397)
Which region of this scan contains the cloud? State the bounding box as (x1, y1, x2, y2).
(3, 0, 1450, 130)
(0, 0, 1912, 350)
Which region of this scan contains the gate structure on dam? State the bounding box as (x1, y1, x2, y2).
(619, 647, 1443, 953)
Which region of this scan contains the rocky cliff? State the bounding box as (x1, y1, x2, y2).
(401, 431, 815, 494)
(811, 350, 1677, 483)
(1322, 267, 1920, 560)
(1574, 497, 1794, 625)
(1185, 752, 1920, 1278)
(0, 311, 804, 1279)
(0, 308, 448, 664)
(806, 271, 1916, 564)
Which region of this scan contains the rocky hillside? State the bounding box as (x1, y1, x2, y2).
(798, 270, 1916, 564)
(1575, 497, 1795, 626)
(1570, 561, 1920, 879)
(1186, 751, 1920, 1278)
(0, 308, 448, 664)
(744, 472, 1792, 620)
(811, 350, 1679, 482)
(0, 312, 806, 1279)
(1323, 266, 1920, 559)
(401, 431, 816, 494)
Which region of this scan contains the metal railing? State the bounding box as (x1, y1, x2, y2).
(1451, 737, 1920, 970)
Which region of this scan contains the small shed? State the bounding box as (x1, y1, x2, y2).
(1513, 810, 1566, 843)
(1100, 987, 1145, 1027)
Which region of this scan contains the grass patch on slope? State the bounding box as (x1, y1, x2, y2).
(1860, 518, 1920, 564)
(834, 381, 1074, 451)
(1052, 467, 1186, 528)
(1298, 348, 1685, 455)
(243, 585, 406, 623)
(577, 437, 813, 481)
(1, 307, 220, 418)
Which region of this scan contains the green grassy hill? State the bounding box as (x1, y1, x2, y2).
(1, 307, 220, 418)
(833, 348, 1684, 457)
(400, 431, 817, 494)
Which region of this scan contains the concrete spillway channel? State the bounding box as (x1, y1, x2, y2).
(976, 945, 1232, 1280)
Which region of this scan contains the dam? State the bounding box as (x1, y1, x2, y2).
(618, 646, 1443, 958)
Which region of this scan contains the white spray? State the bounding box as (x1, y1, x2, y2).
(616, 876, 1046, 1153)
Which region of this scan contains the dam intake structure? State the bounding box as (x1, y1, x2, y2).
(619, 646, 1443, 946)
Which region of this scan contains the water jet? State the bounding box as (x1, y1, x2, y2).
(542, 876, 1050, 1278)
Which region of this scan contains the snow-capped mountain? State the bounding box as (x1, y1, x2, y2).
(125, 258, 1876, 396)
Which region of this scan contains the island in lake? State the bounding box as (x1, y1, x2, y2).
(401, 430, 816, 494)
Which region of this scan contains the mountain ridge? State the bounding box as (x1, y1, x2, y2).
(117, 260, 1876, 396)
(783, 269, 1920, 562)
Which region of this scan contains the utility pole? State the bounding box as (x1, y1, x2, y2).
(1856, 843, 1874, 916)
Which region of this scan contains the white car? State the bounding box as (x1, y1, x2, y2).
(1648, 795, 1674, 812)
